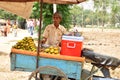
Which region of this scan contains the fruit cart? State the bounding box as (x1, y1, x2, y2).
(10, 48, 85, 80)
(0, 0, 86, 80)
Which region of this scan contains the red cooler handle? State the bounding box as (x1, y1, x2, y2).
(67, 42, 76, 48)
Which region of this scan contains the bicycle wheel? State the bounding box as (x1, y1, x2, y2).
(28, 66, 68, 80)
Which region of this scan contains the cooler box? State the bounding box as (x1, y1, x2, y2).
(60, 36, 84, 57)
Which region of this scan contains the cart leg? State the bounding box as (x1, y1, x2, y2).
(100, 67, 111, 77)
(82, 65, 103, 80)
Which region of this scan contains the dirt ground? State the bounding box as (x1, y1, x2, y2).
(81, 28, 120, 79)
(0, 28, 120, 80)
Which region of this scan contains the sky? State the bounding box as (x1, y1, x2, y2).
(78, 0, 112, 13)
(78, 0, 94, 10)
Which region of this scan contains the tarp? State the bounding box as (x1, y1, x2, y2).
(0, 0, 86, 19)
(0, 2, 34, 19)
(82, 48, 120, 69)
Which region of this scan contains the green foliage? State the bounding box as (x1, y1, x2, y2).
(70, 5, 83, 27)
(42, 3, 53, 30)
(0, 9, 17, 20)
(31, 2, 40, 18)
(31, 2, 71, 31)
(56, 4, 72, 30)
(110, 1, 120, 24)
(17, 16, 24, 21)
(94, 0, 120, 27)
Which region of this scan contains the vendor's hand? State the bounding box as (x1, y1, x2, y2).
(41, 37, 47, 44)
(59, 42, 61, 47)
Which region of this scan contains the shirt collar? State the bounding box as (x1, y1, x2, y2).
(52, 24, 60, 29)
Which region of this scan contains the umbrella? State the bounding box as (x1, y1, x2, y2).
(0, 0, 86, 4)
(0, 0, 86, 19)
(0, 2, 34, 19)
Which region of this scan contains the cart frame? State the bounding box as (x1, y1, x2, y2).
(10, 48, 85, 80)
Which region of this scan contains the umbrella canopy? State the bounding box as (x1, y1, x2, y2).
(0, 0, 86, 4)
(0, 2, 34, 19)
(0, 0, 86, 19)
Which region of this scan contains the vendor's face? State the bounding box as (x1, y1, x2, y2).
(53, 14, 61, 27)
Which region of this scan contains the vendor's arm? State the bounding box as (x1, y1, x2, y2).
(41, 25, 49, 44)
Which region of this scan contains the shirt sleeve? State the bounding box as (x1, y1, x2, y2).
(62, 27, 67, 34)
(60, 25, 67, 34)
(42, 25, 49, 38)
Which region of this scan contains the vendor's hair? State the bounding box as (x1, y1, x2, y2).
(53, 12, 62, 19)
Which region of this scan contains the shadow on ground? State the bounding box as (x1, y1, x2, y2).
(0, 51, 8, 55)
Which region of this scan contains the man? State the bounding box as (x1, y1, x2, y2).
(41, 12, 67, 80)
(29, 19, 34, 35)
(42, 12, 67, 46)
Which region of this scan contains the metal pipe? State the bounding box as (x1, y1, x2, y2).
(35, 0, 43, 79)
(53, 4, 57, 13)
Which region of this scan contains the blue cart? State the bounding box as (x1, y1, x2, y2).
(10, 48, 85, 80)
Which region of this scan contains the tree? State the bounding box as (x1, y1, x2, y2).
(94, 0, 109, 27)
(84, 10, 95, 26)
(111, 0, 120, 26)
(94, 0, 120, 29)
(0, 9, 17, 20)
(31, 2, 40, 19)
(70, 5, 83, 27)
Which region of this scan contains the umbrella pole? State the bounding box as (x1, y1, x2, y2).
(36, 0, 43, 80)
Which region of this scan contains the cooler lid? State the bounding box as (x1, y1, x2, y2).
(62, 36, 84, 41)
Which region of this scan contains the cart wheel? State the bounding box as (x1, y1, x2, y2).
(28, 66, 68, 80)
